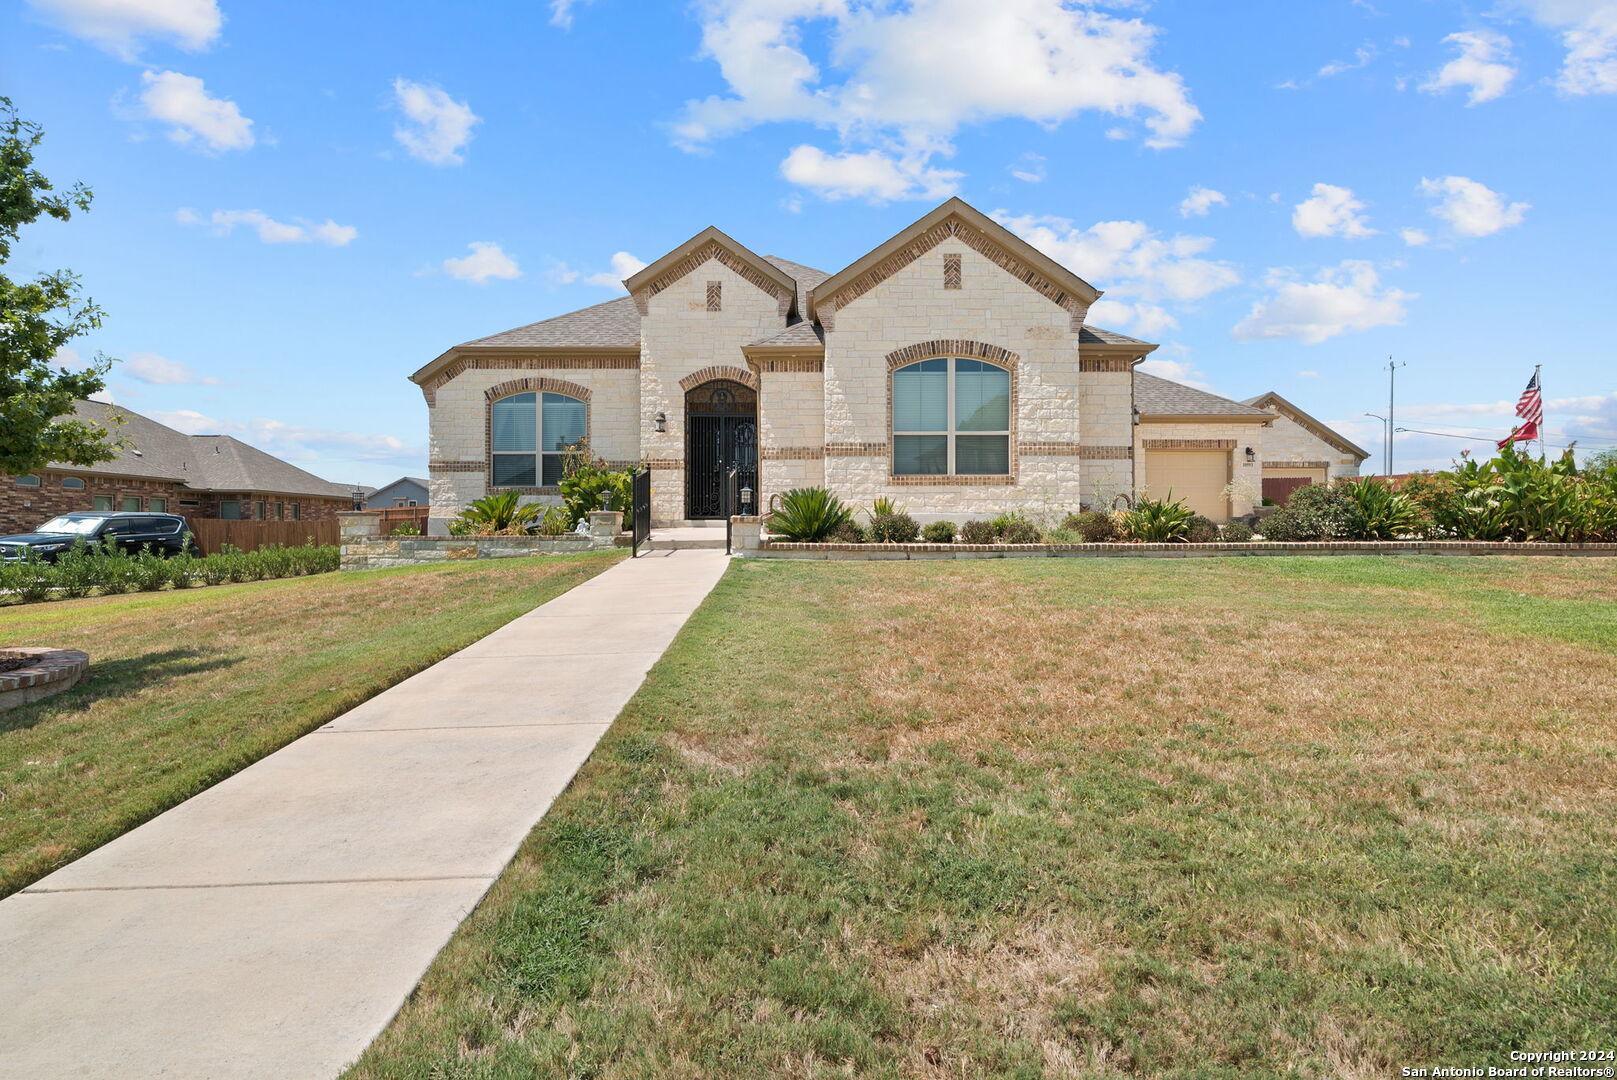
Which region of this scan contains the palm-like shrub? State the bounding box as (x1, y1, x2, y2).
(455, 492, 541, 535)
(1123, 494, 1196, 542)
(1344, 477, 1426, 539)
(766, 487, 854, 541)
(867, 496, 902, 520)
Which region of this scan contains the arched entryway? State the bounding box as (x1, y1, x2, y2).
(684, 378, 757, 519)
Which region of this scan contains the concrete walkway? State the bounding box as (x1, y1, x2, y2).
(0, 549, 728, 1080)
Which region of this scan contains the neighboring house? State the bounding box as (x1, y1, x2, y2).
(364, 477, 429, 509)
(1, 401, 358, 535)
(412, 197, 1364, 529)
(1241, 392, 1371, 505)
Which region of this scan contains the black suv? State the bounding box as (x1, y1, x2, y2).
(0, 512, 198, 562)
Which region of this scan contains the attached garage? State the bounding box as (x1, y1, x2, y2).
(1262, 466, 1327, 506)
(1143, 448, 1231, 521)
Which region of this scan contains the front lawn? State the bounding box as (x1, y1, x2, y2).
(0, 551, 621, 896)
(349, 555, 1617, 1079)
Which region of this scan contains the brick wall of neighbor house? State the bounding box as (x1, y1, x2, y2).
(1133, 422, 1266, 516)
(757, 367, 826, 510)
(822, 239, 1090, 520)
(639, 258, 786, 524)
(0, 472, 192, 535)
(1259, 407, 1363, 480)
(426, 365, 641, 530)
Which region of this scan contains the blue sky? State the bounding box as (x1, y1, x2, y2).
(6, 0, 1616, 485)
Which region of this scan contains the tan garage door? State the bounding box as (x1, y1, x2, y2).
(1144, 450, 1230, 520)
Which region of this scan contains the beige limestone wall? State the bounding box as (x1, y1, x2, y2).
(639, 259, 786, 523)
(1133, 421, 1267, 517)
(822, 239, 1089, 520)
(758, 369, 825, 508)
(1078, 368, 1135, 509)
(1259, 408, 1364, 480)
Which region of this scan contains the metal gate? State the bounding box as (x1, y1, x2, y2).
(630, 467, 651, 557)
(684, 380, 757, 520)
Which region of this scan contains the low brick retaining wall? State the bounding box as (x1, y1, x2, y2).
(725, 520, 1617, 561)
(0, 647, 90, 712)
(339, 512, 625, 571)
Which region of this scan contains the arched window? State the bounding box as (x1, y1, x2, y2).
(491, 392, 587, 487)
(62, 476, 86, 490)
(891, 358, 1010, 475)
(15, 474, 40, 487)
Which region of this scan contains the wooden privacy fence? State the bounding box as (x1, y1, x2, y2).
(188, 518, 340, 555)
(363, 507, 432, 535)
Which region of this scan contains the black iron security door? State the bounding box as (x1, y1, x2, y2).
(684, 380, 757, 520)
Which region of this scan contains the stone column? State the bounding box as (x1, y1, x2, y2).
(586, 510, 620, 548)
(338, 513, 380, 570)
(730, 515, 762, 553)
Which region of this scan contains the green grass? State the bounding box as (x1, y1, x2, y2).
(347, 555, 1617, 1080)
(0, 551, 621, 896)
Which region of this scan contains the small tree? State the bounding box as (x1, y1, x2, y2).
(0, 96, 118, 476)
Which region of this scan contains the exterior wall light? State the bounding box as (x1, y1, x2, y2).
(1244, 446, 1256, 463)
(654, 411, 667, 433)
(740, 486, 754, 513)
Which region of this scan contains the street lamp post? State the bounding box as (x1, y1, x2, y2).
(1364, 413, 1389, 477)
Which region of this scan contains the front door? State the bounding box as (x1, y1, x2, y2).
(684, 380, 758, 520)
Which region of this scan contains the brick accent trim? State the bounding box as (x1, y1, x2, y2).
(420, 354, 639, 403)
(1264, 460, 1330, 470)
(885, 340, 1019, 372)
(1018, 443, 1134, 459)
(484, 376, 593, 403)
(826, 442, 888, 456)
(819, 217, 1086, 331)
(762, 446, 823, 461)
(943, 253, 962, 289)
(679, 365, 760, 392)
(631, 240, 792, 318)
(430, 460, 485, 473)
(747, 356, 824, 374)
(706, 281, 722, 311)
(1143, 439, 1237, 450)
(887, 474, 1018, 487)
(644, 459, 682, 470)
(1079, 357, 1134, 373)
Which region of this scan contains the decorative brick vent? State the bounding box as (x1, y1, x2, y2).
(0, 647, 90, 713)
(706, 281, 722, 311)
(943, 253, 962, 290)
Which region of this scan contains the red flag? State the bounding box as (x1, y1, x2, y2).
(1498, 371, 1542, 447)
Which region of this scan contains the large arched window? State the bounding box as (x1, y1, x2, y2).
(491, 392, 587, 487)
(892, 358, 1010, 475)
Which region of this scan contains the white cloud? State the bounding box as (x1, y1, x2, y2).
(1421, 30, 1517, 104)
(1178, 186, 1227, 218)
(1138, 356, 1210, 390)
(780, 145, 960, 202)
(123, 351, 221, 385)
(1318, 45, 1377, 78)
(1510, 0, 1617, 95)
(149, 410, 421, 465)
(179, 208, 357, 246)
(138, 70, 253, 152)
(1233, 261, 1413, 345)
(27, 0, 221, 60)
(585, 251, 649, 290)
(1010, 152, 1046, 184)
(442, 241, 521, 284)
(1297, 369, 1323, 378)
(1417, 175, 1530, 237)
(1401, 227, 1431, 246)
(53, 346, 85, 370)
(993, 211, 1239, 340)
(391, 78, 479, 166)
(549, 0, 595, 28)
(676, 0, 1200, 201)
(1292, 183, 1376, 238)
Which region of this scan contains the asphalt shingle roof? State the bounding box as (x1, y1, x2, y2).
(459, 296, 642, 350)
(1134, 373, 1272, 417)
(1079, 326, 1152, 346)
(47, 401, 357, 499)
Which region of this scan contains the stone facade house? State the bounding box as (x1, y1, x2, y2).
(1240, 392, 1372, 505)
(412, 198, 1364, 530)
(0, 401, 357, 536)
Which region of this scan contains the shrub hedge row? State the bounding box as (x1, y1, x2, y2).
(0, 541, 340, 606)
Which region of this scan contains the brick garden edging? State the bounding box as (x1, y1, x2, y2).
(0, 648, 90, 712)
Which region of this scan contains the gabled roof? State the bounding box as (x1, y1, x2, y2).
(807, 197, 1103, 323)
(1080, 326, 1154, 349)
(452, 296, 642, 352)
(45, 402, 357, 499)
(1135, 373, 1273, 421)
(623, 225, 800, 316)
(1242, 391, 1372, 460)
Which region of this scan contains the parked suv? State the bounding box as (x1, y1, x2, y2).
(0, 512, 197, 562)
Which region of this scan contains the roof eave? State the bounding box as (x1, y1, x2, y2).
(622, 225, 799, 312)
(1084, 343, 1159, 358)
(1247, 390, 1373, 460)
(807, 196, 1103, 322)
(410, 344, 642, 386)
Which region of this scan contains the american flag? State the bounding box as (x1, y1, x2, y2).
(1497, 369, 1543, 447)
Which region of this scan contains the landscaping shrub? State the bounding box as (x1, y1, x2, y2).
(1221, 520, 1254, 542)
(828, 521, 867, 544)
(50, 543, 100, 598)
(0, 542, 341, 606)
(129, 549, 172, 592)
(869, 512, 920, 543)
(767, 487, 855, 542)
(959, 520, 997, 545)
(558, 441, 636, 529)
(1185, 515, 1218, 544)
(996, 517, 1042, 544)
(535, 506, 573, 536)
(868, 496, 902, 520)
(1123, 495, 1196, 543)
(389, 522, 421, 536)
(921, 520, 956, 543)
(1343, 477, 1427, 539)
(454, 492, 542, 536)
(1062, 510, 1117, 543)
(1259, 482, 1357, 541)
